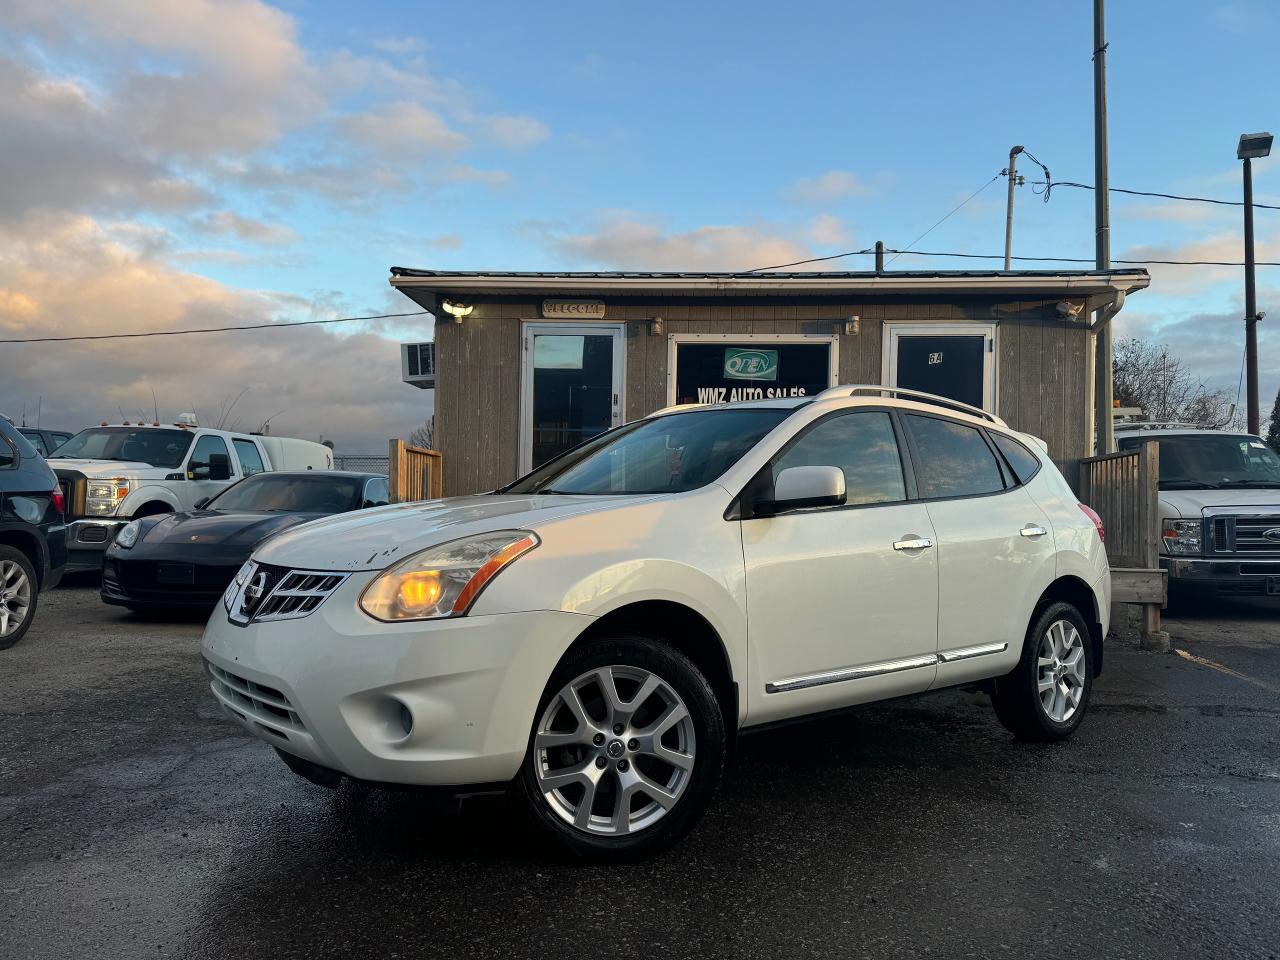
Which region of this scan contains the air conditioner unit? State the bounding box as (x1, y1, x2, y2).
(401, 342, 436, 389)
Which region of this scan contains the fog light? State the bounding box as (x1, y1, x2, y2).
(399, 703, 414, 736)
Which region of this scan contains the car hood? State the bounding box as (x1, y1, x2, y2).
(140, 510, 325, 550)
(49, 458, 168, 479)
(1159, 487, 1280, 518)
(252, 493, 655, 572)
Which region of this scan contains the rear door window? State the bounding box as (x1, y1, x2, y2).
(992, 433, 1043, 485)
(904, 414, 1007, 499)
(233, 439, 267, 476)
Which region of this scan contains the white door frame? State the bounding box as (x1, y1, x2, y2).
(882, 322, 997, 413)
(519, 321, 626, 474)
(665, 332, 840, 407)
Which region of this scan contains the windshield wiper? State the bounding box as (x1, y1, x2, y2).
(1159, 480, 1221, 489)
(1217, 480, 1280, 488)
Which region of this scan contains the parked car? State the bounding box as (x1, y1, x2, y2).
(48, 422, 333, 573)
(203, 387, 1109, 860)
(1116, 423, 1280, 598)
(103, 471, 389, 612)
(18, 427, 75, 458)
(0, 416, 67, 649)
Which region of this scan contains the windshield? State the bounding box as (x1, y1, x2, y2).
(207, 473, 362, 513)
(53, 427, 194, 468)
(1121, 435, 1280, 489)
(503, 407, 792, 495)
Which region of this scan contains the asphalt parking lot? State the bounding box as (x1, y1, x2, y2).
(2, 582, 1279, 960)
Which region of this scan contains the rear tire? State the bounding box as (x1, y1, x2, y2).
(517, 636, 725, 861)
(0, 546, 38, 650)
(991, 601, 1093, 742)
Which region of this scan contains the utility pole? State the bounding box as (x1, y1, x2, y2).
(1003, 146, 1024, 270)
(1092, 0, 1114, 454)
(1237, 132, 1273, 434)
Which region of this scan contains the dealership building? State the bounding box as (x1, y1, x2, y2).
(390, 268, 1150, 495)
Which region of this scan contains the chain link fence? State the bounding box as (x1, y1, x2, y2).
(333, 454, 390, 474)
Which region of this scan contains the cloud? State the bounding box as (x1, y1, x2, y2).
(0, 215, 429, 450)
(477, 115, 550, 150)
(546, 216, 812, 271)
(342, 101, 468, 156)
(808, 214, 851, 248)
(190, 211, 298, 246)
(783, 170, 868, 204)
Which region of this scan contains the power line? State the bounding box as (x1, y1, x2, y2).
(0, 309, 432, 345)
(884, 247, 1280, 267)
(1038, 179, 1280, 211)
(746, 247, 874, 273)
(885, 173, 1003, 266)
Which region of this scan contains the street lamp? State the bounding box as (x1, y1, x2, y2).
(1238, 131, 1272, 435)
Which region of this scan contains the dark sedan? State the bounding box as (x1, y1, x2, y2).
(101, 471, 389, 611)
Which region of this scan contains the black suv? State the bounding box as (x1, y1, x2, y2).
(0, 416, 67, 648)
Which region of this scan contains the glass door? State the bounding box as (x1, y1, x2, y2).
(520, 324, 624, 473)
(885, 324, 995, 411)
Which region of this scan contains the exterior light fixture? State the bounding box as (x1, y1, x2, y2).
(440, 299, 474, 320)
(1237, 132, 1274, 160)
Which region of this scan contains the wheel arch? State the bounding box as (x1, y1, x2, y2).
(1035, 575, 1105, 676)
(563, 599, 740, 736)
(128, 498, 177, 518)
(0, 525, 47, 588)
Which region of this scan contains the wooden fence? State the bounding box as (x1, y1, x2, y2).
(1078, 441, 1159, 568)
(388, 439, 443, 503)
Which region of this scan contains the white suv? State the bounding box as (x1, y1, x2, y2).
(203, 387, 1109, 859)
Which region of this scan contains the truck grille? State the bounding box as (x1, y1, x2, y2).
(1210, 514, 1280, 556)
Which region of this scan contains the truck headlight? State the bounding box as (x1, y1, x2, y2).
(359, 531, 540, 622)
(114, 520, 142, 549)
(86, 479, 131, 516)
(1162, 519, 1202, 556)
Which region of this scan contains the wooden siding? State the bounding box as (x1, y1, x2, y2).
(434, 298, 1091, 494)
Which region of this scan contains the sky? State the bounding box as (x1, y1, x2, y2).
(0, 0, 1278, 450)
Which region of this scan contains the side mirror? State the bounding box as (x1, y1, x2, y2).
(194, 497, 210, 510)
(208, 453, 232, 481)
(755, 466, 846, 517)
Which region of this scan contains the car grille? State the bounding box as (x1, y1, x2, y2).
(226, 562, 347, 626)
(206, 661, 305, 738)
(1210, 514, 1280, 556)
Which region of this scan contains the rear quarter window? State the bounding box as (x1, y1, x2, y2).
(992, 433, 1043, 485)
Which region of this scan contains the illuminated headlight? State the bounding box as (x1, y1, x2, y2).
(223, 560, 255, 612)
(114, 520, 142, 549)
(1162, 519, 1203, 556)
(359, 531, 539, 622)
(86, 479, 131, 516)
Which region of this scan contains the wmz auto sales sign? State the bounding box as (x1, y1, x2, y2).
(674, 342, 832, 405)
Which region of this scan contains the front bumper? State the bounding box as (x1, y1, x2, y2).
(65, 518, 127, 571)
(1164, 557, 1280, 596)
(200, 577, 592, 787)
(102, 552, 235, 608)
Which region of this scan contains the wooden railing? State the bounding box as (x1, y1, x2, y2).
(1078, 441, 1159, 569)
(388, 439, 443, 503)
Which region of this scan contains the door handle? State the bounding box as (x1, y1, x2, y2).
(1019, 524, 1048, 538)
(893, 536, 934, 551)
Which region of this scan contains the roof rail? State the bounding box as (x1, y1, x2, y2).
(1113, 420, 1215, 432)
(815, 385, 1007, 426)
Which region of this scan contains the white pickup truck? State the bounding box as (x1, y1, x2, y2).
(49, 422, 333, 571)
(1115, 425, 1280, 600)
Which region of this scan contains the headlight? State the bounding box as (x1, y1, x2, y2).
(223, 560, 255, 612)
(86, 478, 131, 516)
(1162, 519, 1202, 556)
(359, 531, 539, 622)
(114, 520, 142, 549)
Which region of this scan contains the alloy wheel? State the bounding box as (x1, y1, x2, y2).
(533, 665, 696, 836)
(0, 560, 32, 639)
(1037, 619, 1086, 723)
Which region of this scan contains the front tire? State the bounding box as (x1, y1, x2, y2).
(517, 636, 725, 861)
(0, 546, 38, 650)
(991, 601, 1093, 742)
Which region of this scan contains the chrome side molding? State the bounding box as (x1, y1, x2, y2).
(766, 642, 1009, 693)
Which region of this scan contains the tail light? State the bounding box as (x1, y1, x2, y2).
(1078, 503, 1105, 543)
(51, 483, 66, 515)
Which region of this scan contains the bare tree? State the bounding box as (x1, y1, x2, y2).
(1112, 338, 1238, 428)
(408, 417, 435, 450)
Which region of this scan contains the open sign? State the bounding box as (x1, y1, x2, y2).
(724, 348, 778, 381)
